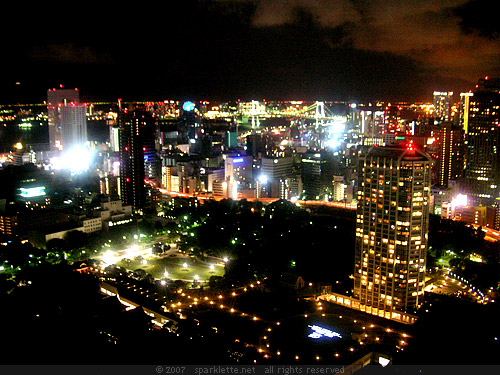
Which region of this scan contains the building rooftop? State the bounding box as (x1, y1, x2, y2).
(364, 143, 432, 163)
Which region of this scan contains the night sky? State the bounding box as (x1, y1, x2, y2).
(2, 0, 500, 104)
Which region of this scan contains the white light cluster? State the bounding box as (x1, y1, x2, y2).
(308, 325, 342, 339)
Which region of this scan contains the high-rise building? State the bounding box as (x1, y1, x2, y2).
(60, 103, 87, 151)
(224, 155, 252, 199)
(459, 92, 473, 134)
(109, 126, 120, 152)
(436, 122, 464, 187)
(47, 87, 80, 150)
(301, 152, 334, 200)
(118, 108, 155, 209)
(354, 143, 432, 316)
(462, 77, 500, 206)
(260, 156, 295, 197)
(433, 91, 453, 122)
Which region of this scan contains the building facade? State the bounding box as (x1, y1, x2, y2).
(47, 88, 80, 151)
(436, 122, 463, 187)
(354, 144, 432, 315)
(118, 108, 156, 209)
(60, 103, 87, 151)
(433, 91, 453, 122)
(301, 152, 333, 200)
(224, 155, 252, 199)
(462, 78, 500, 206)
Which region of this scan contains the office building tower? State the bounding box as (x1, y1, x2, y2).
(433, 92, 453, 122)
(260, 156, 295, 198)
(60, 103, 87, 151)
(436, 122, 464, 187)
(109, 126, 120, 152)
(225, 131, 238, 149)
(143, 129, 157, 181)
(246, 133, 270, 157)
(462, 77, 500, 206)
(279, 175, 302, 201)
(179, 101, 199, 143)
(459, 92, 473, 134)
(261, 156, 294, 180)
(47, 88, 80, 150)
(224, 155, 252, 199)
(359, 106, 385, 136)
(301, 152, 334, 200)
(118, 108, 155, 209)
(354, 144, 432, 316)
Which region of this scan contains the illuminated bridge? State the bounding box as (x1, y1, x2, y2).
(202, 101, 346, 129)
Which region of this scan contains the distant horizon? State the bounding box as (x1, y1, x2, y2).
(0, 91, 474, 107)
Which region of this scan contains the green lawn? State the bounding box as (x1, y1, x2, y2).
(115, 255, 225, 282)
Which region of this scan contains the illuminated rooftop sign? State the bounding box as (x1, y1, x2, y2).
(308, 325, 342, 339)
(232, 158, 244, 163)
(19, 186, 46, 198)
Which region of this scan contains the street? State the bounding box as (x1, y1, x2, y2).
(425, 268, 486, 304)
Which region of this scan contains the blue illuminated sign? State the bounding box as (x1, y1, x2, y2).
(233, 158, 244, 163)
(183, 101, 195, 112)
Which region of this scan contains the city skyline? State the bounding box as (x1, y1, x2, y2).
(2, 0, 500, 104)
(2, 0, 500, 368)
(1, 82, 500, 366)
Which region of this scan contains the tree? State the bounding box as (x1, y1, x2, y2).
(64, 230, 89, 250)
(46, 238, 67, 253)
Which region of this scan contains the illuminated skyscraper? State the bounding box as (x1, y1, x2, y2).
(354, 144, 432, 316)
(433, 91, 453, 122)
(60, 103, 87, 151)
(47, 87, 80, 150)
(224, 155, 252, 199)
(462, 77, 500, 206)
(436, 122, 464, 187)
(118, 108, 156, 209)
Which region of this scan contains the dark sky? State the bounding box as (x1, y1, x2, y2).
(2, 0, 500, 104)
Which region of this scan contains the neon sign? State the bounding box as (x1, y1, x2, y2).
(308, 325, 342, 339)
(233, 158, 244, 163)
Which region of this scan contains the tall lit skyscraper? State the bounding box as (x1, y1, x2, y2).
(47, 87, 80, 150)
(354, 144, 432, 316)
(462, 77, 500, 206)
(60, 103, 87, 151)
(118, 108, 156, 209)
(433, 91, 453, 122)
(436, 122, 464, 187)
